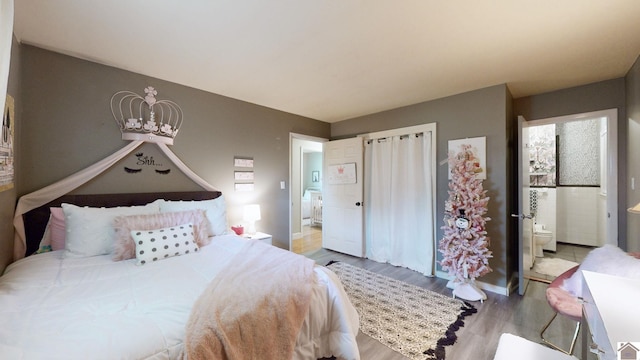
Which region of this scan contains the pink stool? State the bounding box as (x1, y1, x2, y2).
(541, 265, 582, 354)
(541, 252, 640, 354)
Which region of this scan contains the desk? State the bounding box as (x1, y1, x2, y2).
(581, 271, 640, 360)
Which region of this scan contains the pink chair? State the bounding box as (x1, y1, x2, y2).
(541, 252, 640, 355)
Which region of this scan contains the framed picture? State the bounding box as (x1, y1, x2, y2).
(234, 171, 254, 181)
(327, 163, 357, 184)
(0, 94, 14, 192)
(448, 136, 486, 180)
(312, 170, 319, 182)
(235, 183, 254, 192)
(234, 157, 254, 168)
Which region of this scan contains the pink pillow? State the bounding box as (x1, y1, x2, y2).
(112, 209, 210, 261)
(49, 207, 66, 251)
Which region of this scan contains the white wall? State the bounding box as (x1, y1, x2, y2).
(535, 186, 606, 248)
(556, 187, 604, 247)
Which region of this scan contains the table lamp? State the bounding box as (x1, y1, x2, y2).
(243, 204, 261, 235)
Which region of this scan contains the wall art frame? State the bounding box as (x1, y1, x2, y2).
(448, 136, 486, 180)
(0, 94, 14, 192)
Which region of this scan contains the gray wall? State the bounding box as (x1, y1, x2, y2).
(627, 55, 640, 252)
(331, 84, 513, 289)
(514, 78, 627, 249)
(17, 45, 331, 250)
(0, 36, 20, 273)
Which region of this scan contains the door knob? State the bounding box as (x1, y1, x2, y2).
(355, 202, 362, 206)
(511, 213, 533, 219)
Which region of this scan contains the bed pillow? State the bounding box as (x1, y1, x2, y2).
(154, 196, 228, 236)
(48, 207, 66, 251)
(112, 209, 209, 261)
(131, 223, 199, 265)
(36, 207, 67, 253)
(62, 202, 161, 258)
(561, 244, 640, 297)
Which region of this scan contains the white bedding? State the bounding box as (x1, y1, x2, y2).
(0, 234, 359, 360)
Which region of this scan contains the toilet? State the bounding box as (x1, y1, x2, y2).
(533, 224, 553, 257)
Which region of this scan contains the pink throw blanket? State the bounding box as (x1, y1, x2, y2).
(181, 239, 316, 360)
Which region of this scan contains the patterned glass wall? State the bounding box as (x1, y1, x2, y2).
(557, 119, 600, 186)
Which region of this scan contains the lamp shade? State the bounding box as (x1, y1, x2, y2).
(243, 204, 261, 235)
(243, 204, 261, 221)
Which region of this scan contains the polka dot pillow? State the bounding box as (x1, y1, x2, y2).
(131, 223, 199, 265)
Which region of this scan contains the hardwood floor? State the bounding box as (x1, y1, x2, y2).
(304, 248, 595, 360)
(292, 224, 322, 254)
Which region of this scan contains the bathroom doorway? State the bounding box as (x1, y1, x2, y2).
(289, 133, 325, 254)
(519, 109, 618, 291)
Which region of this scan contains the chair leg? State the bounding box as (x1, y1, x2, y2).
(540, 312, 581, 355)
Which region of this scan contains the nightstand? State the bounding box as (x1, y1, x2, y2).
(243, 232, 272, 245)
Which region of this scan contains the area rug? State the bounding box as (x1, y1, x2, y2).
(326, 261, 476, 360)
(532, 257, 578, 277)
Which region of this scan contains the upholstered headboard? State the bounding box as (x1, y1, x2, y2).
(22, 191, 222, 257)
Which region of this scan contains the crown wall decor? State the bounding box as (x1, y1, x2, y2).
(110, 86, 183, 145)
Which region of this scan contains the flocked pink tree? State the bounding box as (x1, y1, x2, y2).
(439, 144, 492, 301)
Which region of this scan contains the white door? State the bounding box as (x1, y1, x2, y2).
(514, 116, 534, 295)
(322, 137, 364, 257)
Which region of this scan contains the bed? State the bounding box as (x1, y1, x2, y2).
(1, 191, 359, 360)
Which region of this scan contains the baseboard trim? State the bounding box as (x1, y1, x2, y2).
(436, 270, 510, 296)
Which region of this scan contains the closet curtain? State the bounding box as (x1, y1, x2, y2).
(364, 132, 434, 276)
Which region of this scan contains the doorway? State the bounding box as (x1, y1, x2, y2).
(289, 133, 326, 254)
(519, 109, 618, 292)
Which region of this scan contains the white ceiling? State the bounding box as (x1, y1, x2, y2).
(12, 1, 640, 123)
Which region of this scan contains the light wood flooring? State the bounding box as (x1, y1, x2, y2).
(305, 246, 595, 360)
(292, 225, 322, 254)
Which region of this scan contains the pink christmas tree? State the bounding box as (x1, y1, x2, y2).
(439, 144, 492, 288)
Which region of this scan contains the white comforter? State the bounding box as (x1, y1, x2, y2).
(0, 234, 360, 360)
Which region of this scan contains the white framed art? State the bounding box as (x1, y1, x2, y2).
(327, 163, 356, 184)
(234, 171, 254, 181)
(448, 136, 486, 180)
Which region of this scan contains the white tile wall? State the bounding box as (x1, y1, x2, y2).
(556, 187, 603, 247)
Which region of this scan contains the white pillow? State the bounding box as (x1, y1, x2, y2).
(561, 244, 640, 297)
(154, 196, 228, 236)
(131, 223, 199, 265)
(62, 202, 161, 258)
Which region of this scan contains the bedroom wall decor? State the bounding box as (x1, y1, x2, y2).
(234, 171, 254, 181)
(123, 151, 171, 175)
(312, 170, 319, 183)
(234, 157, 254, 168)
(447, 136, 486, 180)
(0, 93, 14, 192)
(111, 86, 183, 145)
(235, 183, 254, 192)
(327, 163, 356, 184)
(233, 156, 255, 191)
(13, 87, 219, 260)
